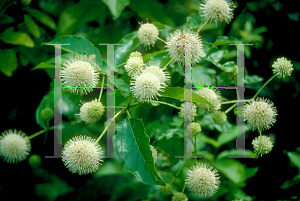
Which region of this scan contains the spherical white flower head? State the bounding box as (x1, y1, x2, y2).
(125, 56, 144, 77)
(172, 192, 188, 201)
(244, 97, 277, 131)
(142, 65, 170, 87)
(200, 0, 234, 24)
(212, 111, 227, 125)
(195, 88, 221, 113)
(166, 29, 204, 66)
(129, 51, 143, 59)
(79, 99, 105, 124)
(62, 135, 103, 175)
(150, 145, 157, 163)
(185, 163, 220, 198)
(187, 122, 202, 136)
(252, 135, 273, 157)
(61, 55, 99, 95)
(138, 23, 159, 50)
(0, 129, 31, 163)
(272, 57, 294, 79)
(179, 102, 198, 121)
(131, 71, 162, 102)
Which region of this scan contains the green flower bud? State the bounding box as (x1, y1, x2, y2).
(41, 108, 54, 121)
(212, 111, 227, 125)
(28, 154, 41, 168)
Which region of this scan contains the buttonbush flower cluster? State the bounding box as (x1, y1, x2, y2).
(2, 1, 296, 201)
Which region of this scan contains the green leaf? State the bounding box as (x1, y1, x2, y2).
(44, 35, 103, 71)
(36, 89, 54, 129)
(207, 50, 228, 64)
(0, 27, 34, 48)
(114, 118, 166, 185)
(115, 31, 140, 71)
(287, 152, 300, 169)
(111, 182, 150, 201)
(216, 149, 258, 160)
(245, 74, 264, 84)
(31, 62, 53, 71)
(0, 14, 14, 25)
(56, 1, 105, 36)
(186, 13, 202, 30)
(192, 66, 216, 86)
(160, 87, 213, 107)
(24, 7, 56, 30)
(24, 14, 41, 38)
(245, 167, 259, 180)
(128, 0, 174, 26)
(102, 0, 130, 20)
(198, 133, 220, 148)
(115, 77, 131, 97)
(213, 36, 242, 46)
(213, 158, 246, 187)
(61, 91, 82, 121)
(0, 49, 18, 77)
(155, 130, 184, 166)
(217, 125, 252, 147)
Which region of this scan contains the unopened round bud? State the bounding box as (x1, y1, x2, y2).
(28, 154, 41, 168)
(212, 111, 227, 125)
(41, 108, 54, 121)
(160, 184, 173, 195)
(187, 122, 201, 136)
(172, 192, 188, 201)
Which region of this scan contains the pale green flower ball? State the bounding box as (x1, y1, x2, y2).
(212, 111, 227, 125)
(187, 122, 201, 136)
(252, 135, 273, 157)
(172, 192, 188, 201)
(185, 163, 220, 198)
(138, 23, 159, 49)
(272, 57, 294, 79)
(62, 135, 103, 175)
(160, 184, 173, 195)
(80, 99, 105, 124)
(179, 102, 198, 122)
(41, 108, 54, 121)
(0, 129, 31, 163)
(200, 0, 235, 24)
(28, 154, 41, 168)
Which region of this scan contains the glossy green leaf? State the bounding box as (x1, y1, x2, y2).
(207, 50, 228, 64)
(287, 152, 300, 169)
(186, 13, 202, 29)
(36, 89, 54, 129)
(32, 54, 75, 71)
(192, 66, 216, 86)
(128, 0, 174, 26)
(115, 77, 131, 97)
(102, 0, 130, 20)
(155, 130, 184, 166)
(43, 35, 103, 71)
(114, 118, 166, 185)
(0, 49, 18, 77)
(213, 36, 241, 46)
(198, 133, 220, 148)
(25, 7, 56, 30)
(61, 91, 82, 121)
(24, 14, 41, 38)
(31, 62, 53, 71)
(115, 31, 140, 70)
(213, 158, 246, 186)
(216, 149, 258, 160)
(0, 27, 34, 48)
(245, 167, 259, 180)
(217, 125, 252, 147)
(56, 1, 105, 36)
(160, 87, 213, 107)
(245, 74, 264, 84)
